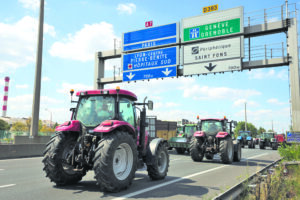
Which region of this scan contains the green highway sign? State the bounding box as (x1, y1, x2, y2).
(181, 6, 243, 43)
(183, 18, 240, 42)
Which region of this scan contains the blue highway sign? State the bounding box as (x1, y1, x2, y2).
(123, 23, 178, 52)
(123, 66, 177, 82)
(123, 46, 177, 72)
(122, 46, 178, 82)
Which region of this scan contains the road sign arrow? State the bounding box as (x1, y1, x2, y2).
(162, 68, 172, 76)
(126, 72, 135, 80)
(204, 63, 217, 71)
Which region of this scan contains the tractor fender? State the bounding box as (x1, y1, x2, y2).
(145, 138, 165, 165)
(194, 131, 206, 137)
(55, 120, 81, 132)
(93, 120, 136, 136)
(246, 136, 252, 141)
(216, 132, 229, 138)
(237, 136, 242, 140)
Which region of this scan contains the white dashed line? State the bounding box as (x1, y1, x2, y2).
(113, 152, 272, 200)
(112, 165, 225, 200)
(0, 184, 16, 189)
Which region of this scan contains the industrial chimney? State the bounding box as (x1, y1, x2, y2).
(2, 76, 10, 117)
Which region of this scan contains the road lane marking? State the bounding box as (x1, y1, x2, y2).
(0, 169, 4, 171)
(113, 152, 272, 200)
(0, 157, 42, 162)
(0, 184, 16, 189)
(112, 165, 225, 200)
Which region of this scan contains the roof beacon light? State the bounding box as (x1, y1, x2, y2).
(70, 89, 74, 96)
(197, 115, 199, 120)
(116, 86, 120, 92)
(224, 116, 227, 119)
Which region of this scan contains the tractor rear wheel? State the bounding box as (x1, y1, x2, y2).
(248, 141, 252, 148)
(147, 142, 169, 180)
(220, 137, 234, 164)
(175, 148, 185, 154)
(190, 137, 204, 162)
(259, 142, 265, 149)
(93, 131, 137, 192)
(42, 132, 86, 186)
(233, 142, 241, 162)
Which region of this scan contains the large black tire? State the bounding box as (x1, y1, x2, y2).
(272, 143, 278, 150)
(205, 153, 214, 160)
(220, 137, 234, 164)
(247, 141, 252, 148)
(147, 142, 169, 180)
(190, 137, 204, 162)
(259, 142, 265, 149)
(233, 143, 241, 162)
(175, 148, 185, 154)
(42, 132, 86, 186)
(93, 131, 137, 192)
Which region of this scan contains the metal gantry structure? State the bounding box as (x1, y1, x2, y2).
(93, 4, 299, 131)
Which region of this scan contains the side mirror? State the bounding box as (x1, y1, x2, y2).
(148, 100, 153, 110)
(233, 121, 237, 126)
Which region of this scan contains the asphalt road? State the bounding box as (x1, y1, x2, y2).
(0, 146, 280, 200)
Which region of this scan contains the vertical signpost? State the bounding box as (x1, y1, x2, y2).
(122, 23, 179, 82)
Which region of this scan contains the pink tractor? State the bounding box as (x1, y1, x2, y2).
(43, 87, 169, 192)
(190, 117, 241, 164)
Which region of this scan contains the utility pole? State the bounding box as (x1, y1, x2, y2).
(30, 0, 44, 138)
(245, 102, 247, 131)
(272, 120, 274, 132)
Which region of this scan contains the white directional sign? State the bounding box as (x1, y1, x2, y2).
(184, 58, 241, 75)
(184, 37, 241, 65)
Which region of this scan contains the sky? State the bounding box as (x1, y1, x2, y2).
(0, 0, 298, 133)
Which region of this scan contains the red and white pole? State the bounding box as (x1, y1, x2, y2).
(2, 76, 10, 117)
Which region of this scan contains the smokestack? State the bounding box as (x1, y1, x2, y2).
(2, 76, 10, 117)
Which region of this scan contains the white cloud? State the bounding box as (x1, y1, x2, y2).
(16, 84, 29, 89)
(182, 85, 261, 100)
(248, 69, 288, 80)
(166, 102, 179, 107)
(117, 3, 136, 15)
(0, 16, 56, 73)
(19, 0, 39, 10)
(49, 22, 119, 62)
(267, 98, 287, 105)
(42, 76, 50, 82)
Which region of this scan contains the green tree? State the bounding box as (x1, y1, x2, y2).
(25, 118, 43, 132)
(257, 127, 266, 135)
(234, 121, 258, 137)
(52, 122, 59, 129)
(0, 119, 10, 130)
(11, 121, 27, 132)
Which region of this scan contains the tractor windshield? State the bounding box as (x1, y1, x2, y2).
(263, 133, 274, 139)
(177, 126, 183, 134)
(201, 120, 223, 135)
(240, 132, 250, 137)
(184, 126, 197, 137)
(76, 95, 115, 127)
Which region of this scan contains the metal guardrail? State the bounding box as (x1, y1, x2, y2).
(213, 158, 282, 200)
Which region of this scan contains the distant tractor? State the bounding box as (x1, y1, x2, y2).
(189, 117, 241, 164)
(259, 132, 278, 150)
(43, 88, 169, 192)
(237, 131, 255, 148)
(168, 124, 198, 154)
(275, 134, 286, 146)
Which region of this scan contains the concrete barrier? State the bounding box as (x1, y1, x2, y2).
(0, 144, 46, 159)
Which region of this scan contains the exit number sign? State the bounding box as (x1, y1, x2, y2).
(145, 21, 153, 27)
(203, 4, 218, 13)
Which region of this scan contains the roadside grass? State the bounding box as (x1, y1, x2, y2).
(241, 144, 300, 200)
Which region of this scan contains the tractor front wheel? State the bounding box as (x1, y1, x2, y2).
(190, 137, 204, 162)
(147, 142, 169, 180)
(220, 137, 234, 164)
(93, 131, 137, 192)
(259, 142, 265, 149)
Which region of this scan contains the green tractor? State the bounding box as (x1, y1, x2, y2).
(168, 124, 198, 154)
(259, 132, 278, 150)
